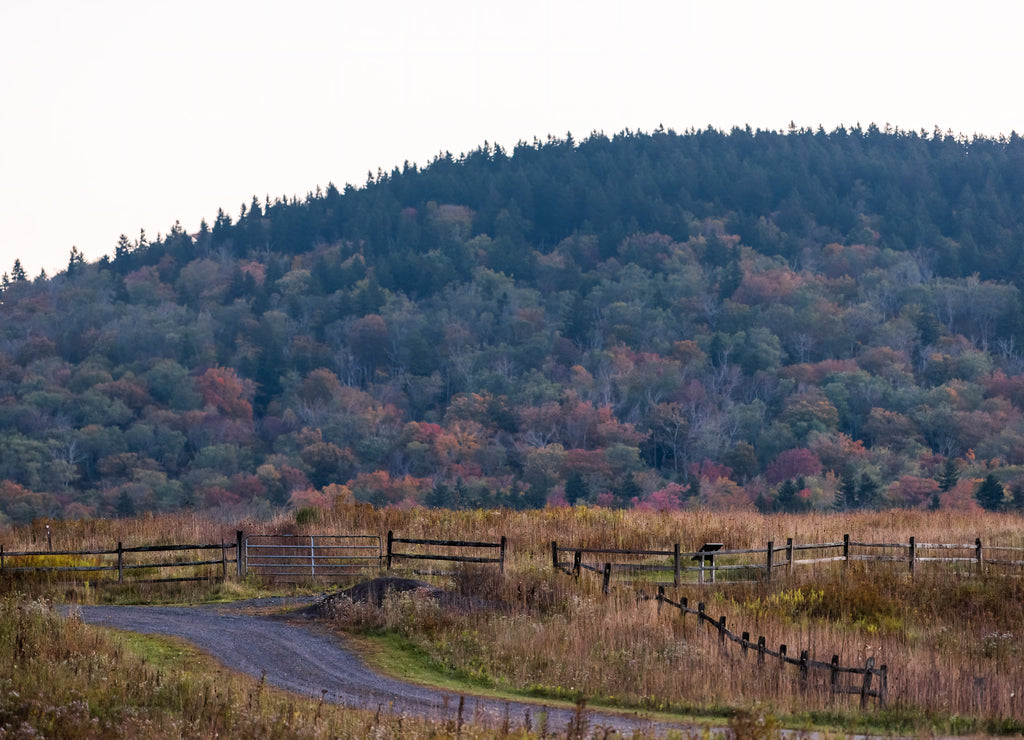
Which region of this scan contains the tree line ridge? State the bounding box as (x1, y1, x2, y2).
(2, 126, 1024, 521)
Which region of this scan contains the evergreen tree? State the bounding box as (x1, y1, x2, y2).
(836, 471, 859, 511)
(687, 475, 701, 503)
(10, 259, 27, 282)
(937, 458, 960, 492)
(116, 490, 135, 518)
(777, 479, 799, 512)
(615, 472, 642, 508)
(1011, 483, 1024, 512)
(975, 474, 1005, 511)
(425, 483, 454, 509)
(67, 246, 85, 276)
(857, 473, 881, 509)
(523, 483, 547, 509)
(565, 470, 590, 506)
(115, 233, 132, 260)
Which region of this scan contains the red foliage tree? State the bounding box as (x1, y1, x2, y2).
(196, 367, 254, 420)
(765, 448, 823, 485)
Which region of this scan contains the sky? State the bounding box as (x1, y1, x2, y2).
(1, 0, 1021, 279)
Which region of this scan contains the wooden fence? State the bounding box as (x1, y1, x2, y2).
(0, 531, 243, 584)
(651, 586, 887, 708)
(386, 530, 507, 574)
(552, 535, 1024, 589)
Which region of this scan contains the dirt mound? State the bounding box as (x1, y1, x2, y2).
(341, 577, 444, 605)
(312, 577, 444, 616)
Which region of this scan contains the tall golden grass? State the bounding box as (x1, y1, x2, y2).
(6, 505, 1024, 734)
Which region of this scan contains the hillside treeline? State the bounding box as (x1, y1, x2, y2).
(3, 125, 1024, 522)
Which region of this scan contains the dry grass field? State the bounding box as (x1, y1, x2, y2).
(4, 506, 1024, 737)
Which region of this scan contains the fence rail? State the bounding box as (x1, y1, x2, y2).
(652, 587, 887, 708)
(553, 534, 1021, 589)
(386, 531, 506, 574)
(245, 534, 382, 582)
(0, 532, 243, 584)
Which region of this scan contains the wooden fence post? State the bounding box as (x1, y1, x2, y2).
(843, 534, 850, 568)
(909, 536, 916, 574)
(765, 540, 774, 581)
(718, 615, 727, 647)
(779, 644, 787, 666)
(573, 550, 582, 578)
(117, 542, 124, 583)
(757, 636, 766, 665)
(860, 656, 875, 709)
(742, 631, 750, 656)
(551, 541, 559, 570)
(798, 650, 809, 692)
(657, 585, 665, 615)
(786, 537, 794, 577)
(976, 538, 984, 573)
(236, 530, 244, 578)
(221, 540, 228, 580)
(386, 530, 394, 570)
(602, 563, 612, 594)
(673, 543, 680, 587)
(499, 536, 507, 574)
(830, 654, 840, 699)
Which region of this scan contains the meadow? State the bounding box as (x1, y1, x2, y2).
(3, 506, 1024, 737)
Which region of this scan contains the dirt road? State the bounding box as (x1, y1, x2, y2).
(69, 600, 709, 738)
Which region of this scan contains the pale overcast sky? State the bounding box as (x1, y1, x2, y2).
(1, 0, 1021, 278)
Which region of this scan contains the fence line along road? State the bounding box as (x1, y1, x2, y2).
(6, 530, 1022, 591)
(386, 531, 507, 575)
(0, 531, 243, 584)
(553, 534, 1018, 589)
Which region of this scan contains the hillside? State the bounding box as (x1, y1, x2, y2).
(3, 125, 1024, 522)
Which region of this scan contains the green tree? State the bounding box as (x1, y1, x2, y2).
(116, 489, 136, 518)
(67, 246, 85, 276)
(857, 473, 882, 510)
(10, 260, 27, 283)
(777, 479, 799, 512)
(565, 470, 590, 505)
(115, 234, 133, 260)
(975, 473, 1005, 512)
(937, 458, 960, 492)
(1010, 482, 1024, 511)
(616, 472, 642, 508)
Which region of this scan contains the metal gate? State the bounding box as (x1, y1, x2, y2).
(244, 535, 382, 582)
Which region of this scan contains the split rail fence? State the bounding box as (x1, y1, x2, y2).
(386, 530, 507, 575)
(0, 532, 243, 584)
(651, 586, 887, 708)
(551, 535, 1024, 590)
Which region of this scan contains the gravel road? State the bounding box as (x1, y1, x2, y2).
(68, 599, 710, 738)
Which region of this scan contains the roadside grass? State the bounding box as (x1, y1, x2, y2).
(7, 507, 1024, 735)
(0, 594, 587, 739)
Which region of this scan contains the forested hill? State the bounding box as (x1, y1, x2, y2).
(3, 126, 1024, 523)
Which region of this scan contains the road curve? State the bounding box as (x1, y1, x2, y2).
(68, 601, 709, 738)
